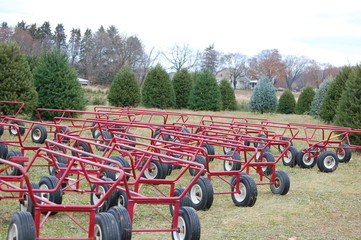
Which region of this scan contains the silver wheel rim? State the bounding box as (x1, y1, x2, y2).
(190, 184, 202, 205)
(117, 195, 125, 207)
(224, 160, 233, 171)
(234, 182, 246, 202)
(302, 154, 314, 166)
(10, 127, 18, 135)
(144, 162, 158, 179)
(33, 129, 41, 141)
(283, 150, 292, 164)
(172, 216, 186, 240)
(324, 155, 336, 168)
(94, 223, 103, 240)
(20, 194, 29, 211)
(92, 186, 106, 208)
(40, 184, 50, 203)
(8, 223, 18, 239)
(336, 149, 345, 160)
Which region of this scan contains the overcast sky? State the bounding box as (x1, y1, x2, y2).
(1, 0, 361, 67)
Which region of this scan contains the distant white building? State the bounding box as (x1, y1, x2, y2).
(215, 68, 254, 89)
(78, 78, 89, 85)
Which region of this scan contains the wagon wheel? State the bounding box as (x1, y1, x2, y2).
(270, 170, 290, 195)
(20, 182, 40, 217)
(281, 146, 298, 167)
(189, 155, 206, 176)
(94, 212, 120, 240)
(9, 121, 25, 136)
(335, 144, 352, 163)
(170, 187, 193, 216)
(189, 176, 214, 211)
(256, 151, 275, 176)
(297, 148, 317, 168)
(0, 140, 8, 159)
(71, 141, 91, 157)
(39, 176, 63, 215)
(31, 125, 48, 144)
(317, 151, 339, 173)
(108, 206, 132, 240)
(103, 155, 130, 181)
(143, 160, 167, 179)
(172, 206, 201, 240)
(7, 211, 36, 240)
(230, 174, 258, 207)
(91, 181, 111, 212)
(5, 150, 23, 176)
(203, 143, 215, 161)
(108, 189, 129, 210)
(94, 130, 112, 151)
(223, 151, 242, 171)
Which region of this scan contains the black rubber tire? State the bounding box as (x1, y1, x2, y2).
(103, 155, 130, 181)
(31, 125, 48, 144)
(71, 141, 91, 157)
(54, 127, 69, 143)
(203, 144, 215, 161)
(317, 151, 339, 173)
(335, 144, 352, 163)
(257, 151, 275, 176)
(39, 175, 63, 215)
(9, 121, 25, 136)
(108, 189, 129, 210)
(5, 150, 24, 176)
(189, 155, 207, 176)
(91, 181, 110, 212)
(170, 187, 193, 215)
(143, 160, 167, 179)
(0, 140, 8, 159)
(230, 174, 258, 207)
(20, 182, 40, 217)
(297, 148, 317, 169)
(223, 151, 242, 171)
(254, 133, 267, 148)
(270, 170, 290, 195)
(189, 176, 214, 211)
(94, 212, 120, 240)
(108, 206, 132, 240)
(153, 127, 172, 141)
(172, 206, 201, 240)
(282, 146, 298, 167)
(94, 130, 112, 151)
(7, 211, 36, 240)
(0, 125, 4, 136)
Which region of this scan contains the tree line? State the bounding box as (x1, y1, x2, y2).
(1, 21, 340, 89)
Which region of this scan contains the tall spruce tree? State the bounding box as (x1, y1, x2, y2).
(219, 78, 237, 110)
(108, 66, 140, 107)
(188, 70, 222, 111)
(310, 77, 333, 118)
(172, 68, 193, 109)
(249, 76, 277, 114)
(277, 89, 296, 114)
(33, 51, 86, 120)
(0, 42, 38, 114)
(295, 86, 315, 114)
(334, 65, 361, 145)
(141, 64, 175, 109)
(319, 66, 352, 123)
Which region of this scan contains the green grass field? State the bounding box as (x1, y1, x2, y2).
(0, 105, 360, 239)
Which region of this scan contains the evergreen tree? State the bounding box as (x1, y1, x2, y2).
(33, 51, 86, 120)
(0, 42, 38, 114)
(310, 77, 333, 118)
(108, 66, 140, 107)
(249, 76, 277, 114)
(219, 78, 237, 110)
(188, 70, 222, 111)
(141, 64, 175, 109)
(172, 68, 193, 108)
(53, 24, 67, 52)
(319, 66, 352, 123)
(277, 89, 296, 114)
(200, 44, 219, 74)
(334, 65, 361, 145)
(295, 86, 315, 114)
(68, 28, 82, 65)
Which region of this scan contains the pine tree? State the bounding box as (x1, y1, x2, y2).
(295, 86, 315, 114)
(334, 65, 361, 145)
(108, 66, 140, 107)
(319, 66, 352, 123)
(188, 70, 222, 111)
(141, 64, 175, 109)
(249, 76, 277, 114)
(0, 42, 38, 114)
(277, 89, 296, 114)
(219, 78, 237, 110)
(172, 68, 193, 109)
(33, 51, 86, 120)
(310, 77, 333, 118)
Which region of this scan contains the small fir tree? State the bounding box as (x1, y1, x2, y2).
(172, 68, 193, 109)
(249, 76, 277, 114)
(334, 65, 361, 145)
(188, 70, 222, 111)
(310, 77, 333, 118)
(0, 42, 38, 114)
(277, 89, 296, 114)
(141, 64, 175, 109)
(108, 66, 140, 107)
(319, 66, 352, 123)
(219, 78, 237, 110)
(295, 86, 315, 114)
(33, 51, 86, 120)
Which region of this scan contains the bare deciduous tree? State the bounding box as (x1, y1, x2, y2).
(282, 55, 311, 89)
(162, 43, 199, 71)
(220, 53, 248, 89)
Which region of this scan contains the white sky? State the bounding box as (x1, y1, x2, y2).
(1, 0, 361, 67)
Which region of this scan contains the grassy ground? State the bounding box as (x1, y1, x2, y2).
(0, 90, 360, 239)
